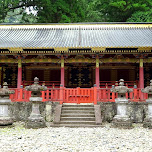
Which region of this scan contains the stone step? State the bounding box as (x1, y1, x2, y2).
(62, 107, 94, 111)
(60, 117, 95, 121)
(53, 104, 102, 127)
(49, 124, 103, 128)
(62, 105, 94, 108)
(61, 114, 95, 117)
(61, 110, 95, 114)
(60, 121, 96, 125)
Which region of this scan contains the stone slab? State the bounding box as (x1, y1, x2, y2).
(54, 105, 62, 124)
(115, 98, 128, 103)
(112, 116, 133, 129)
(29, 97, 42, 102)
(0, 117, 13, 126)
(94, 105, 102, 125)
(26, 118, 46, 129)
(0, 99, 11, 105)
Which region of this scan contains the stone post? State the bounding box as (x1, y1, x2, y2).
(142, 80, 152, 128)
(0, 82, 15, 126)
(25, 77, 47, 128)
(111, 79, 133, 128)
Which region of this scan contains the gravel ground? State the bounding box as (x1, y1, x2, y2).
(0, 122, 152, 152)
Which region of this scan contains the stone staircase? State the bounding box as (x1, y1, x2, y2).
(53, 104, 102, 127)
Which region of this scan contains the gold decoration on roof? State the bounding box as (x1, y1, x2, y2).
(9, 48, 23, 52)
(92, 47, 105, 52)
(54, 47, 68, 52)
(138, 47, 151, 51)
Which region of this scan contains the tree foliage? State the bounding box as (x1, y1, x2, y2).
(127, 11, 152, 22)
(37, 0, 85, 23)
(0, 0, 152, 23)
(0, 0, 38, 23)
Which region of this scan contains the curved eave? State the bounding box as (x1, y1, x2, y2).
(0, 46, 151, 53)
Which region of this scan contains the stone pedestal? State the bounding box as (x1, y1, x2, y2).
(111, 79, 133, 129)
(112, 98, 132, 128)
(25, 77, 47, 128)
(26, 97, 46, 128)
(141, 80, 152, 129)
(0, 99, 13, 126)
(143, 99, 152, 128)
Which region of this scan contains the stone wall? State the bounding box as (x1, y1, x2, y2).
(9, 102, 148, 123)
(9, 102, 59, 122)
(98, 102, 148, 123)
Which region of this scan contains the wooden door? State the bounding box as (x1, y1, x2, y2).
(32, 70, 44, 81)
(50, 69, 60, 81)
(117, 69, 129, 81)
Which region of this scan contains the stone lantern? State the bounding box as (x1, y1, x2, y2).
(142, 80, 152, 128)
(25, 77, 47, 128)
(111, 79, 133, 128)
(0, 82, 15, 126)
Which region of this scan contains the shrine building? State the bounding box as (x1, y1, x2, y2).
(0, 22, 152, 90)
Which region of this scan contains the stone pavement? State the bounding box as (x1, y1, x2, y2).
(0, 122, 152, 152)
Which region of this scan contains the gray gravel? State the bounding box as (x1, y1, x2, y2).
(0, 122, 152, 152)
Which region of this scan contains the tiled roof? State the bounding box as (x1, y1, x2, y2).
(0, 24, 152, 48)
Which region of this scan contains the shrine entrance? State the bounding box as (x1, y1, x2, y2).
(67, 64, 94, 88)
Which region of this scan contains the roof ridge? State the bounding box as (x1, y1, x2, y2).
(0, 25, 151, 30)
(0, 22, 152, 25)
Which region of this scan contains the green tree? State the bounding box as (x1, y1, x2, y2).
(0, 0, 152, 23)
(0, 0, 38, 23)
(127, 11, 152, 22)
(83, 0, 103, 22)
(100, 0, 152, 22)
(88, 0, 152, 22)
(37, 0, 85, 23)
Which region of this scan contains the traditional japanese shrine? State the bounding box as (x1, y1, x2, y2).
(0, 22, 152, 103)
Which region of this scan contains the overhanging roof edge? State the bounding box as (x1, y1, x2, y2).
(0, 46, 151, 50)
(0, 23, 152, 29)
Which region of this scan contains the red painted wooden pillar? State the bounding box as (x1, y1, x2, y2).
(95, 57, 100, 88)
(139, 58, 144, 100)
(17, 58, 22, 88)
(94, 85, 97, 104)
(139, 58, 144, 88)
(60, 85, 64, 104)
(61, 56, 65, 87)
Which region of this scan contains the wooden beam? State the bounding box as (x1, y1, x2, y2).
(23, 58, 60, 63)
(0, 59, 17, 63)
(101, 58, 138, 63)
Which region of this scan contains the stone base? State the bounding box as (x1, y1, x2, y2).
(0, 117, 13, 126)
(111, 115, 133, 129)
(143, 117, 152, 129)
(26, 118, 46, 129)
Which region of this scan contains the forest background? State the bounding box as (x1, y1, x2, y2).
(0, 0, 152, 23)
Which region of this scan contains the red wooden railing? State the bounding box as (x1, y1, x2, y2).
(10, 88, 31, 102)
(63, 87, 95, 104)
(97, 88, 148, 102)
(10, 88, 61, 102)
(9, 87, 148, 103)
(22, 81, 60, 88)
(100, 81, 138, 88)
(42, 88, 61, 102)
